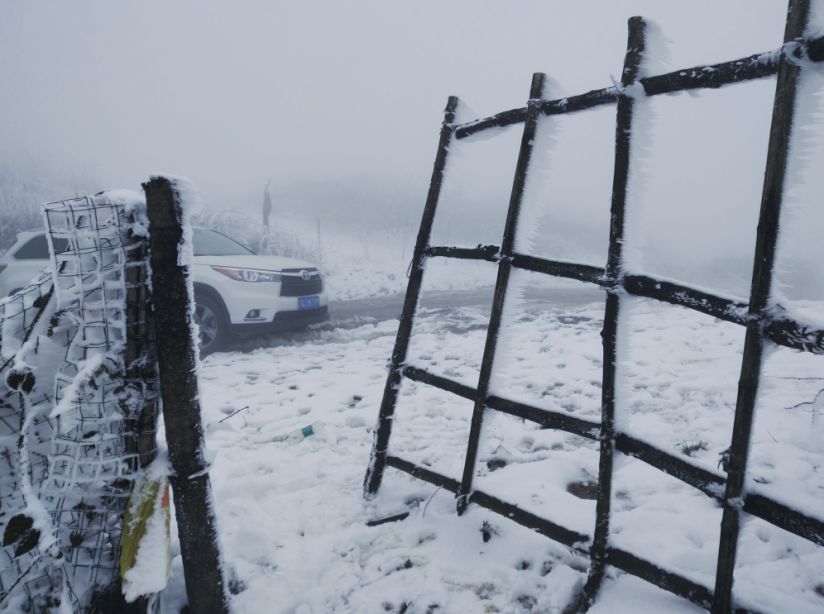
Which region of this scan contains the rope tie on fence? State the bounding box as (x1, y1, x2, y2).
(781, 39, 811, 67)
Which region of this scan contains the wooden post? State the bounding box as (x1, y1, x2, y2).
(363, 96, 459, 497)
(91, 213, 158, 613)
(577, 16, 647, 612)
(124, 215, 160, 471)
(456, 73, 546, 516)
(144, 177, 230, 614)
(712, 1, 810, 611)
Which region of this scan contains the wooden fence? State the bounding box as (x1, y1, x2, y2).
(364, 1, 824, 611)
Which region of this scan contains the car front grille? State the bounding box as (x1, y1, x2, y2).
(280, 269, 323, 296)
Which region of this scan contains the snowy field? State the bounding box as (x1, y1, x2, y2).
(314, 230, 496, 303)
(159, 275, 824, 613)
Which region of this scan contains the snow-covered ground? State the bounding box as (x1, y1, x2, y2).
(159, 275, 824, 613)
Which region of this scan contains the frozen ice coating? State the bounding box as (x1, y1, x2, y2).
(773, 39, 824, 303)
(430, 125, 520, 248)
(514, 105, 615, 267)
(164, 176, 199, 334)
(121, 476, 171, 602)
(812, 0, 824, 39)
(107, 189, 149, 237)
(147, 174, 199, 269)
(622, 82, 776, 298)
(511, 103, 559, 258)
(0, 195, 160, 610)
(637, 19, 673, 79)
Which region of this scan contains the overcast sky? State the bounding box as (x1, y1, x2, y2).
(2, 1, 822, 296)
(0, 1, 791, 203)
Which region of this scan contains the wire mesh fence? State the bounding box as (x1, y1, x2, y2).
(0, 194, 158, 611)
(0, 269, 57, 608)
(365, 1, 824, 612)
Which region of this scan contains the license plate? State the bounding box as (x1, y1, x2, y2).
(298, 296, 320, 310)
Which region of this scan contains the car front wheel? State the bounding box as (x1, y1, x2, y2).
(193, 294, 228, 355)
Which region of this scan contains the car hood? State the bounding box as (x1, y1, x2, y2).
(193, 254, 319, 271)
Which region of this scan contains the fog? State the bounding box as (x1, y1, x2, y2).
(2, 1, 823, 297)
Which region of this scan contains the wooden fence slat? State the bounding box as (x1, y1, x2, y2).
(456, 73, 547, 515)
(364, 96, 460, 497)
(712, 1, 811, 611)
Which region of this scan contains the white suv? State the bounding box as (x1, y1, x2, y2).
(0, 230, 68, 296)
(0, 228, 329, 353)
(190, 228, 328, 352)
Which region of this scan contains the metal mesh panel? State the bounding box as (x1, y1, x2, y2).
(0, 194, 158, 611)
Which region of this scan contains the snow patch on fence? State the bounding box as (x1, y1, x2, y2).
(0, 193, 160, 611)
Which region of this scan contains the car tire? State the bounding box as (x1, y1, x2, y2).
(193, 293, 229, 356)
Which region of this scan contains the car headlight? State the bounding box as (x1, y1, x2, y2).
(211, 266, 282, 283)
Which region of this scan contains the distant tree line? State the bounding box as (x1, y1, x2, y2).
(0, 155, 97, 252)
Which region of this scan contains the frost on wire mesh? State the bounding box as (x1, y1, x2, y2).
(0, 194, 159, 611)
(0, 268, 57, 611)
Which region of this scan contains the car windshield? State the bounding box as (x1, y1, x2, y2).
(14, 234, 69, 260)
(192, 229, 254, 256)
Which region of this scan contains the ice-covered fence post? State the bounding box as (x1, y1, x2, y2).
(456, 72, 546, 515)
(124, 217, 159, 472)
(712, 0, 811, 611)
(364, 96, 459, 497)
(578, 16, 646, 611)
(92, 213, 161, 612)
(144, 177, 230, 614)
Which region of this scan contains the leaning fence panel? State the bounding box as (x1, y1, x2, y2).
(364, 0, 824, 611)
